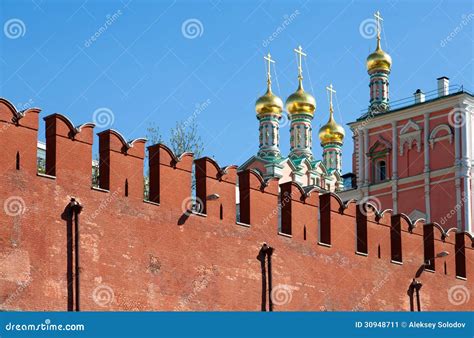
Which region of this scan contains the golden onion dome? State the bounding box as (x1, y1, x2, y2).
(285, 80, 316, 116)
(319, 110, 345, 144)
(366, 39, 392, 73)
(255, 88, 283, 117)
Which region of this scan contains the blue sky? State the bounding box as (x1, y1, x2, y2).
(0, 0, 472, 173)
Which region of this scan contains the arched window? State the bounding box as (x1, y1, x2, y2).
(368, 139, 391, 184)
(376, 160, 386, 182)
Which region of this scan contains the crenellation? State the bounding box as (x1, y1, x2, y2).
(367, 216, 392, 260)
(98, 130, 146, 199)
(355, 204, 368, 254)
(0, 99, 40, 175)
(399, 218, 427, 271)
(319, 193, 358, 253)
(331, 200, 358, 254)
(0, 99, 472, 311)
(195, 157, 237, 222)
(431, 224, 456, 276)
(390, 214, 403, 263)
(148, 143, 193, 208)
(318, 193, 332, 246)
(454, 232, 473, 279)
(237, 169, 279, 230)
(280, 181, 318, 242)
(44, 114, 95, 189)
(423, 223, 436, 271)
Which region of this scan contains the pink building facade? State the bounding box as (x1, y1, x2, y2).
(340, 14, 473, 234)
(342, 79, 474, 233)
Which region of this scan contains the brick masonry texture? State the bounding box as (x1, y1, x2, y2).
(0, 98, 472, 311)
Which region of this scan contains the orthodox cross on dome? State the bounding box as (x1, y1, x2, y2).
(293, 45, 307, 82)
(374, 10, 383, 42)
(263, 53, 275, 89)
(326, 83, 336, 113)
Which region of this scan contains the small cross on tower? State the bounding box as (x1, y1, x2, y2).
(326, 83, 336, 113)
(263, 53, 275, 87)
(293, 45, 307, 80)
(374, 10, 383, 40)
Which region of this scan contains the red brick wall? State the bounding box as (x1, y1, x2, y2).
(0, 103, 472, 311)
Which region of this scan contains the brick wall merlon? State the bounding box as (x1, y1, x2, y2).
(148, 143, 193, 171)
(0, 98, 40, 129)
(237, 169, 279, 227)
(0, 98, 40, 174)
(238, 169, 279, 195)
(375, 208, 393, 224)
(44, 113, 95, 180)
(319, 193, 342, 246)
(44, 114, 95, 144)
(195, 157, 238, 220)
(195, 157, 237, 181)
(302, 186, 322, 207)
(98, 129, 146, 197)
(280, 181, 319, 240)
(98, 129, 146, 159)
(148, 143, 194, 206)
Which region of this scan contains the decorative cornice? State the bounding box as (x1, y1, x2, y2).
(0, 97, 41, 124)
(44, 113, 95, 139)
